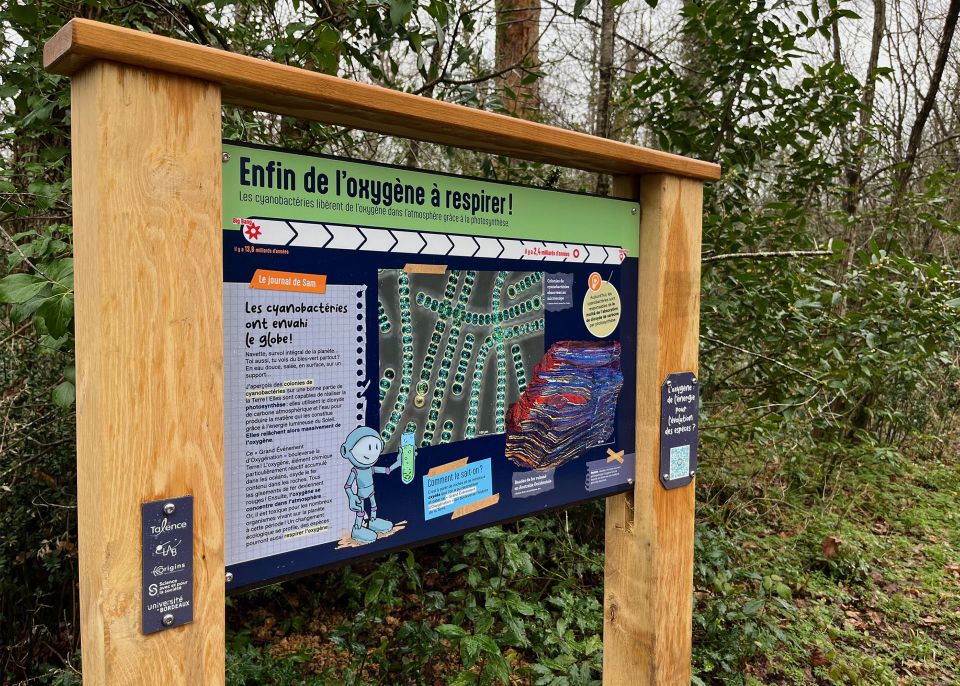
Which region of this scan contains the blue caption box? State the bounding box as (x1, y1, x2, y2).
(423, 458, 493, 520)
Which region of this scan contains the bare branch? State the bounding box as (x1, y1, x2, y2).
(702, 249, 833, 264)
(701, 335, 823, 384)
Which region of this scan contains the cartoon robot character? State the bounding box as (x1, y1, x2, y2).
(341, 427, 401, 543)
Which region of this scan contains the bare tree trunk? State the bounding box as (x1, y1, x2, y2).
(495, 0, 541, 117)
(836, 0, 886, 282)
(594, 0, 616, 194)
(612, 40, 641, 144)
(894, 0, 960, 195)
(839, 0, 885, 217)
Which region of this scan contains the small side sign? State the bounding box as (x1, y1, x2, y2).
(141, 495, 194, 634)
(659, 372, 699, 490)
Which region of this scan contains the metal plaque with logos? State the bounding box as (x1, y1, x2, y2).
(141, 495, 194, 634)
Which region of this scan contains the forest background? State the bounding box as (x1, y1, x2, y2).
(1, 0, 959, 684)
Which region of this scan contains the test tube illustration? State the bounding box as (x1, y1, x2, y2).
(400, 431, 417, 484)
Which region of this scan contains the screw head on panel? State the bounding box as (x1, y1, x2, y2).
(689, 471, 696, 477)
(162, 613, 175, 627)
(222, 152, 231, 162)
(163, 502, 176, 516)
(631, 207, 638, 215)
(225, 572, 234, 584)
(627, 478, 634, 486)
(663, 473, 670, 479)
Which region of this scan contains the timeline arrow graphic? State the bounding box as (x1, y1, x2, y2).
(238, 218, 625, 265)
(359, 227, 397, 252)
(422, 232, 453, 255)
(326, 224, 364, 250)
(474, 236, 503, 258)
(449, 234, 480, 257)
(391, 229, 426, 254)
(289, 222, 331, 248)
(500, 240, 526, 260)
(584, 246, 607, 264)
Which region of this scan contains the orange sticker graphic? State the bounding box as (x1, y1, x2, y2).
(249, 270, 326, 294)
(403, 263, 448, 274)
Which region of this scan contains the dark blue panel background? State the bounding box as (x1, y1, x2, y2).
(224, 226, 637, 591)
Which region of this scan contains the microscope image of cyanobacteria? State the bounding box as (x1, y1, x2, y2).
(378, 269, 545, 453)
(506, 340, 623, 470)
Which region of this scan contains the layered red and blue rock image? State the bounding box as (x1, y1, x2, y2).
(506, 341, 623, 470)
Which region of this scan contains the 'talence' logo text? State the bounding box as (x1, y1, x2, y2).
(150, 517, 187, 536)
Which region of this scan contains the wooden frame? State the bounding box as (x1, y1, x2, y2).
(45, 18, 717, 686)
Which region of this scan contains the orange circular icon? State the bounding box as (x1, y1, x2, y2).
(588, 272, 602, 291)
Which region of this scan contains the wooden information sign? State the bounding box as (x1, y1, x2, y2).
(44, 18, 718, 686)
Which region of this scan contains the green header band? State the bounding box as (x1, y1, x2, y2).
(222, 142, 640, 253)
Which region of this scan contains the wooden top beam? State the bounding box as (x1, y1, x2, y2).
(44, 19, 720, 181)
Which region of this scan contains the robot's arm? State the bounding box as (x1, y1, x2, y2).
(344, 469, 362, 511)
(374, 456, 403, 475)
(344, 468, 357, 492)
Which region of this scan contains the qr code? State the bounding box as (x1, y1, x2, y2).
(669, 445, 690, 480)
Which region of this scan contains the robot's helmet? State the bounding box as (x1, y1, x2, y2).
(341, 426, 382, 458)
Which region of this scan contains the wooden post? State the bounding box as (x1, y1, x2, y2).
(604, 174, 703, 685)
(71, 62, 225, 685)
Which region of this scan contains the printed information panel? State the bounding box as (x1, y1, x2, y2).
(659, 372, 699, 490)
(222, 142, 640, 589)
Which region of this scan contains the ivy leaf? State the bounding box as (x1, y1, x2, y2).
(572, 0, 591, 18)
(0, 273, 47, 304)
(36, 293, 73, 338)
(52, 381, 75, 408)
(10, 296, 46, 325)
(46, 258, 74, 286)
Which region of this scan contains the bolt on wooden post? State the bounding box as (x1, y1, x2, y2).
(45, 18, 715, 686)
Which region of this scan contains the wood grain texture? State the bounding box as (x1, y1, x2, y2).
(44, 19, 720, 181)
(72, 62, 224, 685)
(603, 174, 701, 685)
